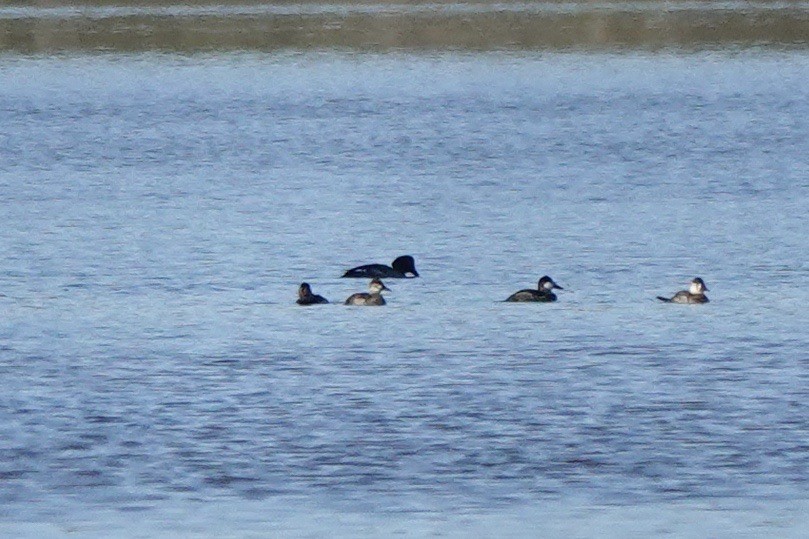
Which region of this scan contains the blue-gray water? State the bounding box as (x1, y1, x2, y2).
(1, 51, 808, 536)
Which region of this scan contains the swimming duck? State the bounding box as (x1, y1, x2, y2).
(505, 275, 564, 302)
(296, 282, 328, 305)
(657, 277, 709, 304)
(342, 255, 419, 278)
(345, 278, 391, 306)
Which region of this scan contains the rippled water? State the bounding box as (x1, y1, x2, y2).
(1, 51, 808, 535)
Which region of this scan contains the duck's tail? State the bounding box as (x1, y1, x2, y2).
(656, 296, 672, 302)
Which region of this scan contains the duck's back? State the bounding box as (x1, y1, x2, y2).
(345, 292, 386, 306)
(342, 264, 402, 279)
(671, 291, 708, 304)
(364, 294, 386, 306)
(297, 294, 328, 305)
(505, 289, 556, 302)
(345, 292, 368, 305)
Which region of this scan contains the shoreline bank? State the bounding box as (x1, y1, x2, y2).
(2, 2, 808, 52)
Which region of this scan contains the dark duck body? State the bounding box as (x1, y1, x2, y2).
(345, 278, 391, 306)
(657, 277, 709, 304)
(342, 255, 419, 279)
(296, 282, 328, 305)
(505, 275, 564, 302)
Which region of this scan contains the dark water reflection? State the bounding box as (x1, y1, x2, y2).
(2, 1, 809, 52)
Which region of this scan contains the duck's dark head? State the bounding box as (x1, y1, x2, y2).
(392, 255, 419, 277)
(298, 282, 313, 298)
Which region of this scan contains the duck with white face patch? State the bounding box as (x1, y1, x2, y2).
(657, 277, 709, 304)
(345, 278, 391, 306)
(504, 275, 564, 302)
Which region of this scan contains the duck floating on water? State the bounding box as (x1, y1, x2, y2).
(505, 275, 564, 302)
(657, 277, 709, 304)
(296, 282, 328, 305)
(342, 255, 419, 279)
(345, 278, 391, 306)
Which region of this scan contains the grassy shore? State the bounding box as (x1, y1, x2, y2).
(1, 1, 808, 52)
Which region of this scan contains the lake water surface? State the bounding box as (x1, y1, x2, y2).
(1, 49, 809, 536)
